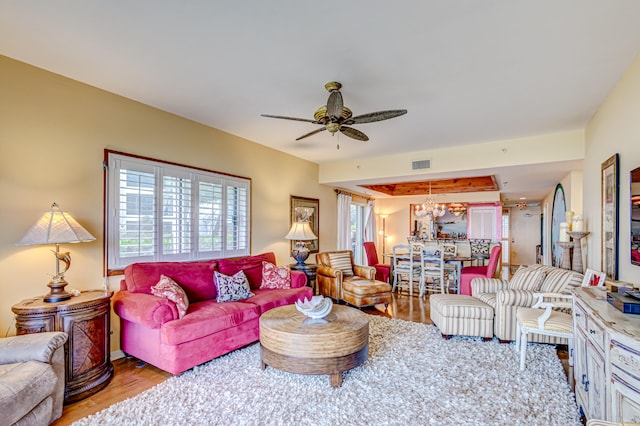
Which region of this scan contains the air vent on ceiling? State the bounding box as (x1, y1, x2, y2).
(412, 159, 431, 170)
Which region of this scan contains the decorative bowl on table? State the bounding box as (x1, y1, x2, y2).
(295, 295, 333, 319)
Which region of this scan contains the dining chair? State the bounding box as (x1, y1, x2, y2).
(440, 242, 459, 293)
(515, 292, 574, 370)
(363, 241, 391, 283)
(422, 248, 445, 296)
(459, 244, 501, 295)
(392, 244, 423, 296)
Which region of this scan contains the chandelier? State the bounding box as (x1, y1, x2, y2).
(448, 203, 467, 217)
(515, 199, 528, 210)
(414, 182, 447, 218)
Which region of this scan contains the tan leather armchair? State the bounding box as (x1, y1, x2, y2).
(316, 250, 391, 308)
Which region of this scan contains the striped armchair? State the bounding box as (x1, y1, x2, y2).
(470, 264, 583, 343)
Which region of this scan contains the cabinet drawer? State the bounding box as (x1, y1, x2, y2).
(586, 315, 605, 351)
(611, 338, 640, 384)
(574, 301, 588, 332)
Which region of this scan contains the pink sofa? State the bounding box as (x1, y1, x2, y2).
(113, 252, 312, 374)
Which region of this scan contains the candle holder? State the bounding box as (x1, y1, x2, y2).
(556, 242, 574, 270)
(567, 231, 591, 273)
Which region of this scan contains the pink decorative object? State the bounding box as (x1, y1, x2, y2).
(260, 261, 291, 289)
(151, 275, 189, 318)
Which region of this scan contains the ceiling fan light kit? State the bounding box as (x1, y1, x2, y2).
(261, 81, 407, 144)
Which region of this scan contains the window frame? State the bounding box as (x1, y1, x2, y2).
(104, 150, 251, 274)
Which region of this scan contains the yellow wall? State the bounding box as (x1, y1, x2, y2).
(0, 56, 336, 349)
(584, 53, 640, 283)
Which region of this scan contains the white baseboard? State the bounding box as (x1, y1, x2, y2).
(111, 349, 126, 360)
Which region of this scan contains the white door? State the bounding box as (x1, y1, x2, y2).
(510, 206, 541, 267)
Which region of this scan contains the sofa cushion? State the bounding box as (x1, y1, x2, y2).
(508, 267, 546, 291)
(214, 271, 253, 303)
(260, 261, 291, 289)
(328, 252, 354, 276)
(124, 261, 217, 302)
(151, 275, 189, 319)
(0, 361, 57, 426)
(161, 300, 260, 346)
(244, 287, 313, 313)
(217, 252, 277, 290)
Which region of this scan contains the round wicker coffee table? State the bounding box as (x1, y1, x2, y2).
(259, 304, 369, 387)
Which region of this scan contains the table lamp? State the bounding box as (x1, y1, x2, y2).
(17, 202, 96, 302)
(285, 221, 317, 266)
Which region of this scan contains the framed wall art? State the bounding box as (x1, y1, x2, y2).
(601, 153, 619, 280)
(290, 196, 319, 253)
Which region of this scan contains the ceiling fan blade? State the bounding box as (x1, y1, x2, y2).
(340, 126, 369, 141)
(348, 109, 407, 124)
(296, 127, 326, 141)
(326, 90, 343, 118)
(261, 114, 317, 123)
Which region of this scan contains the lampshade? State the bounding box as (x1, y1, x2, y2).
(285, 221, 317, 266)
(17, 203, 95, 303)
(17, 203, 95, 246)
(284, 221, 317, 241)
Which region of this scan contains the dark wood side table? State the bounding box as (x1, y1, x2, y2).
(12, 290, 114, 404)
(290, 263, 318, 295)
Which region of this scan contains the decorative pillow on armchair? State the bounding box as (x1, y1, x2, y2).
(260, 261, 291, 289)
(150, 275, 190, 318)
(508, 267, 546, 291)
(214, 270, 253, 302)
(328, 252, 354, 276)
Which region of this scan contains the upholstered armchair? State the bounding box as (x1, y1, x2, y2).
(363, 242, 391, 283)
(470, 264, 583, 342)
(316, 250, 392, 307)
(0, 331, 68, 425)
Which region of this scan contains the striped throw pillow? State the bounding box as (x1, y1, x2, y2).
(508, 267, 546, 291)
(329, 252, 354, 276)
(540, 269, 575, 293)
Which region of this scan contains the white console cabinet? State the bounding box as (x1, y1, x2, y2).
(573, 288, 640, 422)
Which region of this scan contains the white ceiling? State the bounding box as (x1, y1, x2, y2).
(2, 1, 640, 202)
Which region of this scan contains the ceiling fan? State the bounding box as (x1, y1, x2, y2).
(261, 81, 407, 142)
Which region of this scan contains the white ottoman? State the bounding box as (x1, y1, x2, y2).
(430, 294, 494, 340)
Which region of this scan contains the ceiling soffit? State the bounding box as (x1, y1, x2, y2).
(361, 176, 498, 196)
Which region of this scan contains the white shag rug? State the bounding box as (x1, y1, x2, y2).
(74, 316, 580, 426)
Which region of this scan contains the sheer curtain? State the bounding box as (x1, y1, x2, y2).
(337, 193, 352, 250)
(364, 200, 377, 242)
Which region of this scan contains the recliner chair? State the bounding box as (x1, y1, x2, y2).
(0, 332, 68, 425)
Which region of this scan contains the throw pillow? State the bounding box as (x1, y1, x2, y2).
(214, 270, 253, 303)
(540, 269, 575, 293)
(150, 275, 189, 319)
(260, 261, 291, 289)
(508, 267, 547, 291)
(328, 252, 354, 276)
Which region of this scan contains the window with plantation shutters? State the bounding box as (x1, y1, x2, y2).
(105, 151, 250, 271)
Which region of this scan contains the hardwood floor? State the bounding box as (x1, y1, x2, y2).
(54, 291, 571, 425)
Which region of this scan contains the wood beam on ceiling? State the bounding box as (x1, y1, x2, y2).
(360, 175, 498, 196)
